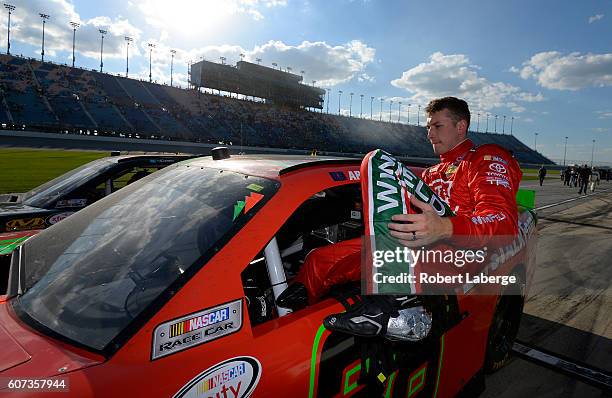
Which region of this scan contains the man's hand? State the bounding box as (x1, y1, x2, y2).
(387, 195, 453, 247)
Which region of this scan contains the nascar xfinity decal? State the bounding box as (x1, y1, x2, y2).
(6, 217, 46, 231)
(233, 193, 264, 221)
(173, 356, 262, 398)
(47, 212, 74, 225)
(152, 299, 243, 360)
(55, 198, 87, 208)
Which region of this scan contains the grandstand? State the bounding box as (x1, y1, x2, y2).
(0, 54, 553, 164)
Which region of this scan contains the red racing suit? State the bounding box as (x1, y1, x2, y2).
(294, 139, 522, 301)
(422, 138, 522, 247)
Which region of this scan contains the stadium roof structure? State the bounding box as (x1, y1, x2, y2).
(190, 60, 325, 109)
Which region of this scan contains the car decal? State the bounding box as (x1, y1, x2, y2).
(329, 170, 360, 182)
(47, 212, 74, 225)
(173, 356, 262, 398)
(151, 299, 243, 360)
(432, 335, 445, 398)
(246, 183, 264, 192)
(5, 217, 46, 231)
(55, 198, 87, 208)
(309, 323, 446, 397)
(232, 193, 264, 221)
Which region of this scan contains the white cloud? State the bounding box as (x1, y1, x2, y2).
(183, 40, 376, 87)
(3, 0, 142, 63)
(588, 14, 604, 23)
(390, 52, 544, 111)
(513, 51, 612, 90)
(596, 110, 612, 119)
(593, 127, 610, 133)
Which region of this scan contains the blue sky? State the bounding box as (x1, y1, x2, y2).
(3, 0, 612, 164)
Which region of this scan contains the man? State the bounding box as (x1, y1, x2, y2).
(538, 165, 547, 186)
(387, 97, 521, 248)
(578, 164, 590, 195)
(323, 97, 522, 341)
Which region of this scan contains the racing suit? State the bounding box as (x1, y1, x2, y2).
(422, 138, 522, 248)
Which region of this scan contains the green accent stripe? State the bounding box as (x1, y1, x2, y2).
(309, 324, 327, 398)
(433, 334, 445, 398)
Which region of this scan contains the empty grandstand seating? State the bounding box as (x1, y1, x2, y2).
(0, 54, 552, 164)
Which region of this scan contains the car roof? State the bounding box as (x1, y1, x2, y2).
(184, 154, 361, 180)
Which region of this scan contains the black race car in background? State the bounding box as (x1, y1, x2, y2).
(0, 153, 193, 292)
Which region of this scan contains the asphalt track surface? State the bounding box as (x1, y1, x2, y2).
(482, 178, 612, 397)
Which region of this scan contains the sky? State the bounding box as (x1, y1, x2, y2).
(1, 0, 612, 164)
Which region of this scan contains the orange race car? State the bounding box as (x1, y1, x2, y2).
(0, 150, 537, 397)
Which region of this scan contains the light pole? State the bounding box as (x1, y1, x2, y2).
(239, 53, 245, 62)
(502, 115, 506, 134)
(370, 96, 374, 119)
(389, 100, 393, 122)
(485, 113, 489, 133)
(417, 104, 421, 126)
(379, 98, 383, 121)
(407, 104, 411, 125)
(360, 94, 364, 118)
(476, 112, 480, 133)
(591, 139, 595, 168)
(148, 43, 156, 82)
(98, 29, 107, 72)
(39, 13, 49, 62)
(398, 101, 401, 123)
(494, 114, 498, 133)
(338, 90, 342, 115)
(534, 132, 538, 152)
(69, 22, 79, 68)
(326, 89, 330, 114)
(124, 36, 132, 77)
(255, 58, 262, 64)
(349, 92, 353, 117)
(563, 136, 568, 166)
(170, 49, 176, 87)
(5, 4, 15, 55)
(510, 116, 514, 135)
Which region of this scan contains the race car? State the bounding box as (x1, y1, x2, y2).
(0, 154, 193, 292)
(0, 150, 537, 397)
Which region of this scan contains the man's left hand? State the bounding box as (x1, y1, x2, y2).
(387, 195, 453, 247)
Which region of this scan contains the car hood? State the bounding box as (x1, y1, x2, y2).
(0, 301, 103, 376)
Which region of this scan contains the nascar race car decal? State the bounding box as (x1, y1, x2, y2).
(152, 300, 243, 360)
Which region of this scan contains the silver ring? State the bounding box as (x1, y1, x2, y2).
(411, 232, 417, 241)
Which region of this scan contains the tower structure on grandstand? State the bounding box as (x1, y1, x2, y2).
(190, 60, 325, 109)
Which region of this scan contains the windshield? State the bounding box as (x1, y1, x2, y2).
(23, 158, 114, 208)
(14, 165, 278, 352)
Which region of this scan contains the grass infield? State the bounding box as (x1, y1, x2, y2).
(0, 148, 556, 194)
(0, 148, 108, 194)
